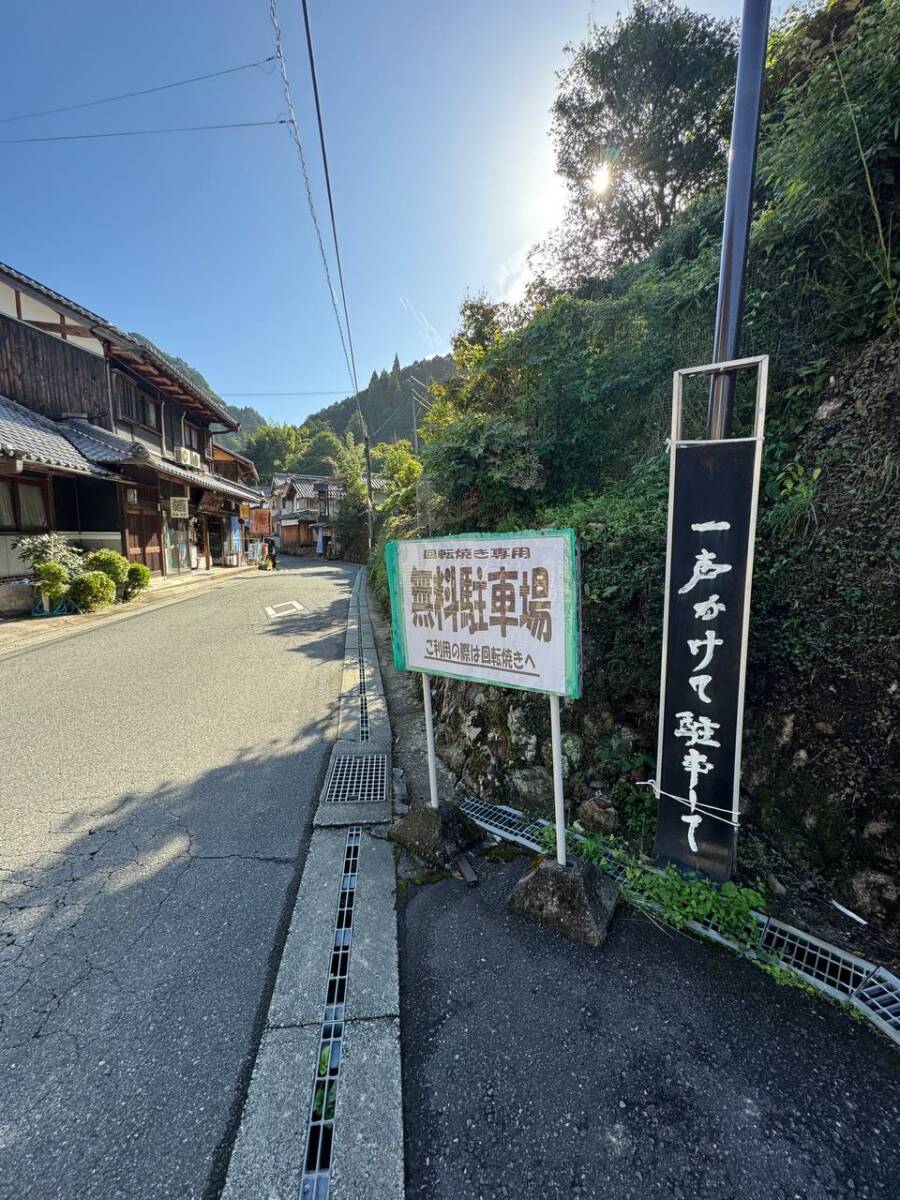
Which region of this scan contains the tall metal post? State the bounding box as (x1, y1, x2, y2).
(549, 694, 567, 867)
(363, 431, 375, 553)
(421, 673, 440, 810)
(707, 0, 772, 440)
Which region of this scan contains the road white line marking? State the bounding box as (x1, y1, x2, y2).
(265, 600, 310, 619)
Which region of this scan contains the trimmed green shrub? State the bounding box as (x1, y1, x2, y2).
(123, 562, 152, 601)
(33, 561, 70, 606)
(84, 549, 130, 588)
(13, 532, 82, 573)
(69, 570, 116, 612)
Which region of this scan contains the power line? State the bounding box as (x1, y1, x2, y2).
(220, 390, 347, 397)
(0, 119, 286, 145)
(300, 0, 360, 405)
(268, 0, 354, 393)
(299, 0, 374, 550)
(0, 57, 277, 125)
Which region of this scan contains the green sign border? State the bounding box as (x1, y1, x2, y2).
(385, 528, 581, 699)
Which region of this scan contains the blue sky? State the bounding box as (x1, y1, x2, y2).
(2, 1, 754, 424)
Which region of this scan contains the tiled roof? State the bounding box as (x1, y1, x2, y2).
(272, 471, 388, 500)
(57, 418, 261, 501)
(153, 460, 263, 503)
(57, 418, 152, 464)
(0, 394, 115, 477)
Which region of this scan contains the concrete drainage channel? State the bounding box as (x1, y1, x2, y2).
(223, 573, 403, 1200)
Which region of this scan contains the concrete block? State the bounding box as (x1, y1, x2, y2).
(329, 1018, 404, 1200)
(268, 829, 347, 1029)
(315, 801, 393, 827)
(221, 1025, 319, 1200)
(505, 857, 620, 947)
(344, 832, 399, 1021)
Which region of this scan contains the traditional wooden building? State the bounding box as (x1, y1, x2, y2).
(0, 261, 261, 582)
(270, 471, 387, 556)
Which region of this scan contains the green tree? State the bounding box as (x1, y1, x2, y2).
(290, 428, 344, 476)
(243, 423, 307, 479)
(546, 0, 737, 279)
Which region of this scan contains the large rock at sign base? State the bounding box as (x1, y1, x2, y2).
(505, 857, 620, 947)
(388, 801, 481, 867)
(576, 796, 619, 835)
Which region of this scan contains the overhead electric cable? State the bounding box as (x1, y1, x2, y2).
(0, 120, 286, 145)
(299, 0, 374, 551)
(268, 0, 354, 392)
(370, 393, 417, 440)
(220, 390, 347, 397)
(0, 56, 277, 125)
(300, 0, 360, 405)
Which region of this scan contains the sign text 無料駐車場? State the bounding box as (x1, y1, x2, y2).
(386, 530, 580, 699)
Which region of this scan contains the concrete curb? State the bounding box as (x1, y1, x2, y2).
(222, 571, 404, 1200)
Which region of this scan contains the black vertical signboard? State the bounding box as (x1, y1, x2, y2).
(654, 359, 766, 882)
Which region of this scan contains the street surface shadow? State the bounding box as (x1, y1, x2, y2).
(0, 708, 337, 1200)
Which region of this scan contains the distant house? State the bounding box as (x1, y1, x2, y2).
(0, 261, 262, 585)
(269, 471, 387, 557)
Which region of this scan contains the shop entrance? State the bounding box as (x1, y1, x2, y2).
(163, 520, 190, 575)
(208, 518, 224, 566)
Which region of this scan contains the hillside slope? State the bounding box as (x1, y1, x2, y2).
(308, 353, 454, 442)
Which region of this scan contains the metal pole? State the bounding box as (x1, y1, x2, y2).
(707, 0, 772, 440)
(549, 694, 566, 867)
(363, 432, 375, 553)
(422, 673, 439, 810)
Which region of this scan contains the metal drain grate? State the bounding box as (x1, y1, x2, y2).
(759, 919, 871, 998)
(300, 826, 361, 1200)
(458, 798, 548, 852)
(854, 967, 900, 1039)
(460, 797, 900, 1045)
(324, 754, 387, 804)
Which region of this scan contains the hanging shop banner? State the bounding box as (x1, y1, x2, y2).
(250, 508, 272, 535)
(654, 357, 766, 881)
(386, 529, 581, 698)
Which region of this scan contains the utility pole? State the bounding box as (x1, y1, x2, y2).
(707, 0, 772, 439)
(363, 429, 375, 553)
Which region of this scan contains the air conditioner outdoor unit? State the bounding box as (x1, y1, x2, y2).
(190, 451, 202, 469)
(178, 447, 192, 466)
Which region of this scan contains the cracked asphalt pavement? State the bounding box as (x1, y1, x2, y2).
(0, 558, 357, 1200)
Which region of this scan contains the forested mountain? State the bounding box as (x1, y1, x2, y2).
(308, 353, 454, 443)
(129, 331, 267, 452)
(219, 405, 266, 452)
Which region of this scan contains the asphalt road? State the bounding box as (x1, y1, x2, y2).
(0, 558, 357, 1200)
(400, 857, 900, 1200)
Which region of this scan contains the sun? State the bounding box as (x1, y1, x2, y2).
(590, 162, 611, 195)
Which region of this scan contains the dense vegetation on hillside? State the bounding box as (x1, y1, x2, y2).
(311, 353, 455, 443)
(370, 0, 900, 951)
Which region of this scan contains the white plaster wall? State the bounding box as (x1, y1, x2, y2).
(0, 531, 122, 579)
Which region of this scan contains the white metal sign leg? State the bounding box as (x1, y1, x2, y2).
(549, 694, 567, 866)
(422, 673, 439, 811)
